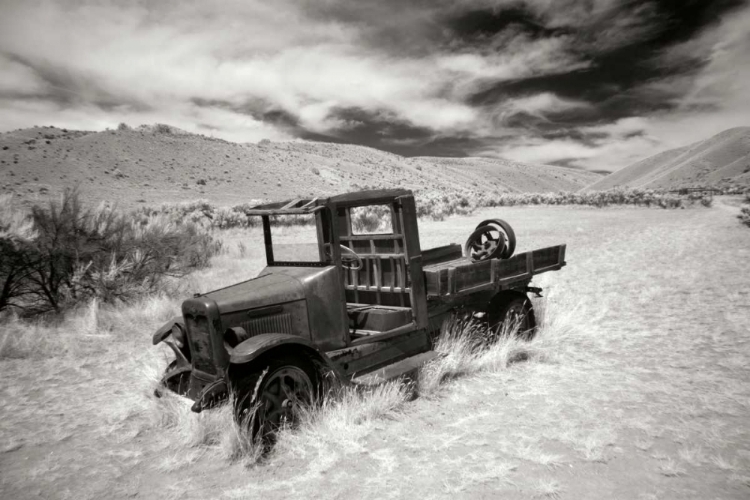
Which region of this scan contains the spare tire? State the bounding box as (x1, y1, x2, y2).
(465, 225, 507, 262)
(475, 219, 516, 259)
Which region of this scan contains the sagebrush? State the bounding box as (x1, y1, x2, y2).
(0, 191, 220, 314)
(137, 187, 722, 232)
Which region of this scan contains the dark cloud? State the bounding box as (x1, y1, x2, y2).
(0, 0, 748, 170)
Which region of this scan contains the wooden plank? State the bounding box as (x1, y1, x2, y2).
(389, 257, 396, 292)
(345, 285, 411, 293)
(420, 245, 566, 298)
(373, 240, 382, 304)
(344, 208, 352, 236)
(281, 198, 300, 209)
(352, 258, 360, 303)
(340, 234, 404, 241)
(353, 253, 406, 258)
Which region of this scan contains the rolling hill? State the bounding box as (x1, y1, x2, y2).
(0, 124, 601, 208)
(589, 127, 750, 191)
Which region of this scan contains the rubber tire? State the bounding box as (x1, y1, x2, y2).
(231, 353, 319, 443)
(488, 294, 536, 340)
(465, 225, 507, 262)
(475, 219, 516, 259)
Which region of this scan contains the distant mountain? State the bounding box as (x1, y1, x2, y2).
(0, 124, 601, 208)
(589, 127, 750, 191)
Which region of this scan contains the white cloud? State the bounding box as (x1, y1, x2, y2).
(0, 0, 747, 172)
(0, 0, 591, 141)
(0, 56, 48, 95)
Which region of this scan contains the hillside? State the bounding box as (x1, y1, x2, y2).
(589, 127, 750, 190)
(0, 125, 601, 208)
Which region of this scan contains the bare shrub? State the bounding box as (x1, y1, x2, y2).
(0, 191, 220, 315)
(739, 195, 750, 228)
(739, 207, 750, 227)
(350, 205, 392, 233)
(0, 195, 37, 312)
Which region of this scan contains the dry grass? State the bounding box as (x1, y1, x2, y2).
(2, 203, 750, 499)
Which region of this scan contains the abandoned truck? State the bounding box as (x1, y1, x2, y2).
(153, 189, 566, 437)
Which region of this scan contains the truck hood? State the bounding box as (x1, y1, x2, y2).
(197, 266, 338, 314)
(198, 272, 306, 314)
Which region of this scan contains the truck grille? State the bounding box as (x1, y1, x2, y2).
(185, 314, 216, 374)
(242, 313, 293, 337)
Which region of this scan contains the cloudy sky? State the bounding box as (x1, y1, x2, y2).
(1, 0, 749, 171)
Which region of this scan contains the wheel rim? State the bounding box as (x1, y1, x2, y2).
(258, 366, 313, 434)
(466, 226, 506, 261)
(476, 219, 516, 259)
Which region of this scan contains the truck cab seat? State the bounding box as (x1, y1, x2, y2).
(347, 303, 412, 333)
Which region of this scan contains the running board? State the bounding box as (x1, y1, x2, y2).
(352, 351, 439, 386)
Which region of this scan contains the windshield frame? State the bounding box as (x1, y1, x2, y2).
(260, 209, 334, 267)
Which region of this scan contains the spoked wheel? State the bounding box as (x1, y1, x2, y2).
(232, 355, 317, 444)
(475, 219, 516, 259)
(465, 225, 507, 262)
(487, 294, 536, 341)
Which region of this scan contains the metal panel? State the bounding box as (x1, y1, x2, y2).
(185, 315, 216, 375)
(242, 313, 293, 337)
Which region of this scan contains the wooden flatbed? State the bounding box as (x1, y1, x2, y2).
(423, 244, 566, 298)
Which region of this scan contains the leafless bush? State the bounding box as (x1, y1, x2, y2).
(0, 190, 221, 315)
(739, 206, 750, 228)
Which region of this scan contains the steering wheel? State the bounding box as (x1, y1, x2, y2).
(339, 244, 363, 271)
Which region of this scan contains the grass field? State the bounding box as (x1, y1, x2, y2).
(1, 200, 749, 499)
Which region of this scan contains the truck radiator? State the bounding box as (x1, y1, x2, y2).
(185, 314, 217, 374)
(242, 313, 293, 336)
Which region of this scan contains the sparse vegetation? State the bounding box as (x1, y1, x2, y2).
(0, 190, 220, 315)
(739, 194, 750, 227)
(133, 187, 715, 235)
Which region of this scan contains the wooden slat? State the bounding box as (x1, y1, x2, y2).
(344, 208, 352, 237)
(349, 252, 405, 258)
(389, 256, 396, 292)
(281, 198, 300, 209)
(371, 239, 381, 304)
(344, 285, 411, 293)
(352, 262, 360, 303)
(340, 234, 404, 241)
(301, 198, 318, 209)
(365, 257, 371, 290)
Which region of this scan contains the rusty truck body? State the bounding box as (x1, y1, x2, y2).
(153, 189, 566, 437)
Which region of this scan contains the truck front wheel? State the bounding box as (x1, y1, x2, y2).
(488, 293, 536, 340)
(231, 354, 318, 443)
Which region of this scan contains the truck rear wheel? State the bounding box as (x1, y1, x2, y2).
(488, 294, 536, 340)
(231, 354, 318, 443)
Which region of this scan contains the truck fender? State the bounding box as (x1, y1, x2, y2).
(152, 316, 185, 345)
(229, 333, 343, 381)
